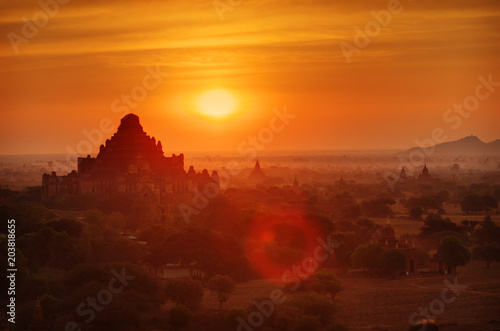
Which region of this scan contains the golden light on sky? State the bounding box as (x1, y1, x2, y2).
(196, 89, 238, 119)
(0, 0, 499, 154)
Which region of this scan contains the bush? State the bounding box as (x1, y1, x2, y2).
(472, 243, 500, 269)
(314, 272, 342, 299)
(163, 277, 204, 310)
(409, 207, 423, 220)
(284, 292, 338, 325)
(408, 319, 439, 331)
(274, 306, 322, 331)
(225, 308, 248, 329)
(39, 294, 60, 317)
(328, 322, 349, 331)
(378, 249, 407, 277)
(351, 242, 383, 271)
(168, 305, 193, 329)
(439, 236, 471, 275)
(461, 194, 484, 214)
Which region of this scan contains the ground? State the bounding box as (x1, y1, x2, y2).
(334, 261, 500, 330)
(195, 261, 500, 330)
(195, 206, 500, 330)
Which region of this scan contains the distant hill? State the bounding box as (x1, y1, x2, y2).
(406, 135, 500, 156)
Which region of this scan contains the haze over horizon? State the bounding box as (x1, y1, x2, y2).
(1, 134, 499, 157)
(1, 0, 499, 155)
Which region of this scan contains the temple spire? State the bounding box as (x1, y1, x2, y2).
(28, 297, 49, 331)
(255, 159, 261, 170)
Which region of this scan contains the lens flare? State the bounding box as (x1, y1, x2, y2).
(244, 214, 323, 282)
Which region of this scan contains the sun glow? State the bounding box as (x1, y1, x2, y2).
(196, 89, 237, 118)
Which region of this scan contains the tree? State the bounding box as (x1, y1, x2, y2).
(328, 323, 349, 331)
(360, 198, 395, 217)
(17, 226, 82, 270)
(314, 271, 342, 299)
(39, 294, 61, 319)
(163, 278, 204, 310)
(419, 213, 462, 237)
(151, 228, 251, 280)
(332, 239, 354, 272)
(207, 274, 236, 310)
(460, 220, 480, 234)
(461, 194, 484, 214)
(83, 208, 105, 224)
(350, 242, 383, 272)
(340, 203, 361, 219)
(282, 292, 338, 325)
(409, 319, 438, 331)
(63, 263, 163, 312)
(473, 244, 500, 269)
(407, 196, 442, 212)
(105, 211, 127, 230)
(137, 224, 171, 243)
(45, 218, 82, 237)
(438, 236, 471, 275)
(436, 189, 450, 203)
(274, 306, 322, 331)
(474, 215, 500, 244)
(378, 249, 407, 278)
(409, 207, 423, 220)
(355, 219, 382, 240)
(481, 194, 498, 210)
(225, 308, 248, 329)
(493, 186, 500, 201)
(168, 305, 193, 329)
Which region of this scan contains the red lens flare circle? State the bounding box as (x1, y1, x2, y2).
(244, 214, 322, 282)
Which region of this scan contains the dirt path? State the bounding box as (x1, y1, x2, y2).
(408, 276, 500, 297)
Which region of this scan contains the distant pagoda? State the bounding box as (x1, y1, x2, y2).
(27, 298, 49, 331)
(249, 159, 266, 184)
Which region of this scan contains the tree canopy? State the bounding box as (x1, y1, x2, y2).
(438, 236, 471, 275)
(378, 249, 407, 277)
(419, 213, 462, 237)
(350, 242, 383, 271)
(163, 277, 204, 310)
(207, 274, 236, 310)
(473, 244, 500, 269)
(461, 194, 484, 214)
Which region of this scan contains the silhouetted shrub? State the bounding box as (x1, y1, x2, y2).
(168, 305, 193, 329)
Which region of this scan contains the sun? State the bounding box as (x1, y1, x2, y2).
(196, 89, 237, 118)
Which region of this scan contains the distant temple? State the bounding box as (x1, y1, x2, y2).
(42, 114, 218, 202)
(27, 298, 49, 331)
(397, 164, 432, 185)
(399, 167, 408, 183)
(335, 176, 347, 192)
(379, 217, 418, 275)
(292, 177, 300, 194)
(249, 159, 266, 184)
(417, 163, 432, 181)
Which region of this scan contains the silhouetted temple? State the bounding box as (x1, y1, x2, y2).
(417, 163, 432, 181)
(335, 176, 347, 192)
(27, 298, 49, 331)
(399, 167, 407, 182)
(42, 114, 217, 202)
(379, 217, 418, 275)
(249, 159, 265, 184)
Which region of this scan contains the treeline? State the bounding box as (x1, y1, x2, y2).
(1, 189, 349, 330)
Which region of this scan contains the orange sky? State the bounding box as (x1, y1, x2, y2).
(1, 0, 499, 155)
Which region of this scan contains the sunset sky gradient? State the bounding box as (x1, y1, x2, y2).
(1, 0, 499, 155)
